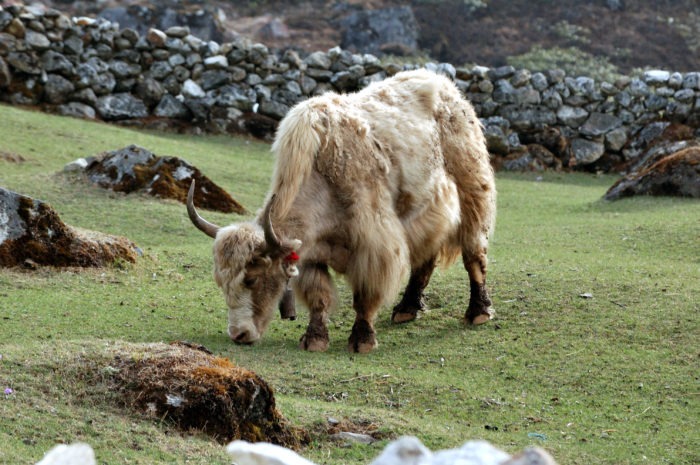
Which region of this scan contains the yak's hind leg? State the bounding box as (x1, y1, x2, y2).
(349, 290, 381, 353)
(298, 263, 335, 352)
(391, 256, 437, 323)
(463, 248, 493, 325)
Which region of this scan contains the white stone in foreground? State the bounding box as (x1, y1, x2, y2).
(369, 436, 432, 465)
(432, 440, 510, 465)
(226, 440, 316, 465)
(35, 443, 96, 465)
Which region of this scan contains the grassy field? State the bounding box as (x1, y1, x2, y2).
(0, 104, 698, 465)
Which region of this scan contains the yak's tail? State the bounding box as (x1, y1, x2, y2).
(267, 101, 326, 220)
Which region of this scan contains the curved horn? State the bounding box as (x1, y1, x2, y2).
(262, 194, 282, 251)
(187, 180, 220, 239)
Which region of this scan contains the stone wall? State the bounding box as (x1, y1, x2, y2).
(1, 4, 699, 172)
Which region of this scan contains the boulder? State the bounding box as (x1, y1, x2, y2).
(0, 188, 140, 268)
(604, 146, 700, 200)
(75, 145, 247, 214)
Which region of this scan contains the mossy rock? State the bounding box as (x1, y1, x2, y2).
(0, 187, 140, 268)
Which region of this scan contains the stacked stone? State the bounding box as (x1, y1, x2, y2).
(455, 65, 700, 168)
(0, 4, 699, 172)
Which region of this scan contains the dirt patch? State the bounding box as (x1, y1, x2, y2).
(99, 341, 308, 447)
(0, 151, 25, 163)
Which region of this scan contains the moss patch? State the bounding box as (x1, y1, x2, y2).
(99, 341, 308, 448)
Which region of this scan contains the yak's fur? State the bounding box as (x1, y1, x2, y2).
(192, 69, 496, 352)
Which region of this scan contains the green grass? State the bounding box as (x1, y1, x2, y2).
(1, 104, 698, 465)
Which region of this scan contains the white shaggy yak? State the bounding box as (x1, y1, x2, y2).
(187, 69, 496, 353)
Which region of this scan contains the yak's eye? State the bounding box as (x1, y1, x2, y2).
(243, 275, 258, 288)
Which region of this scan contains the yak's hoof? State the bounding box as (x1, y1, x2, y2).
(391, 311, 418, 324)
(466, 307, 494, 326)
(300, 334, 329, 352)
(348, 320, 378, 353)
(348, 337, 378, 354)
(391, 299, 424, 324)
(299, 326, 329, 351)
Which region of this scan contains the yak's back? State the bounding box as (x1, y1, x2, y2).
(269, 69, 477, 219)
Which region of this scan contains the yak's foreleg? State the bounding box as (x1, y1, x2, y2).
(463, 250, 493, 325)
(391, 256, 437, 323)
(349, 290, 381, 353)
(298, 263, 334, 352)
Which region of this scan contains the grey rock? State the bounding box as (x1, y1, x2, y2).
(615, 90, 632, 108)
(330, 432, 375, 445)
(305, 67, 333, 82)
(478, 79, 494, 93)
(541, 88, 563, 109)
(25, 30, 50, 50)
(71, 87, 98, 105)
(514, 86, 540, 105)
(199, 69, 229, 90)
(149, 60, 173, 80)
(154, 94, 190, 119)
(531, 72, 548, 91)
(181, 79, 205, 98)
(668, 72, 683, 89)
(6, 51, 41, 74)
(643, 70, 670, 85)
(605, 127, 628, 152)
(44, 73, 75, 104)
(133, 76, 164, 107)
(492, 80, 516, 103)
(203, 55, 228, 69)
(682, 72, 700, 90)
(435, 63, 456, 80)
(62, 34, 82, 55)
(248, 43, 269, 66)
(571, 138, 606, 164)
(41, 50, 74, 75)
(96, 93, 148, 120)
(579, 112, 622, 137)
(488, 65, 516, 80)
(499, 105, 556, 131)
(557, 105, 589, 127)
(644, 94, 667, 112)
(673, 88, 695, 103)
(628, 79, 650, 97)
(259, 99, 289, 119)
(57, 102, 96, 119)
(304, 52, 331, 70)
(215, 84, 257, 111)
(511, 69, 531, 87)
(483, 124, 510, 156)
(255, 84, 272, 102)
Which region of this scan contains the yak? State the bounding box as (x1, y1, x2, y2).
(187, 69, 496, 353)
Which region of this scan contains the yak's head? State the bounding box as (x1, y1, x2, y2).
(187, 181, 301, 344)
